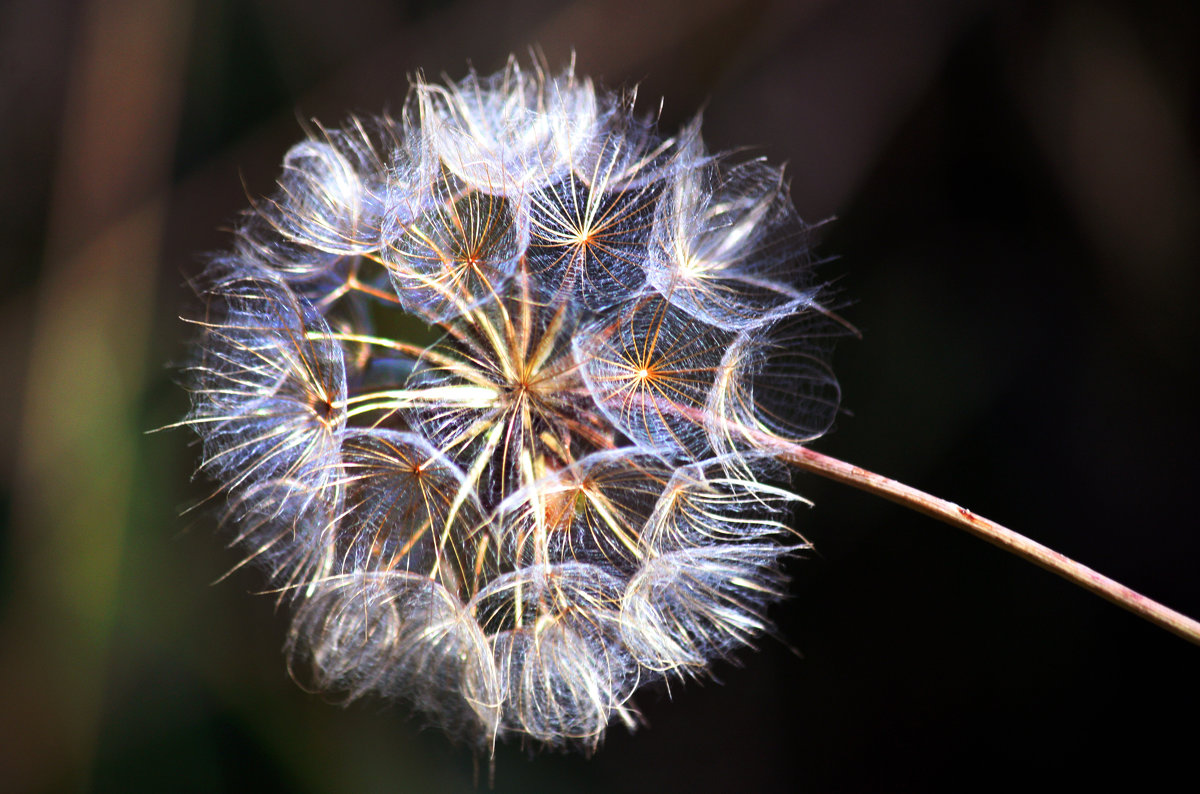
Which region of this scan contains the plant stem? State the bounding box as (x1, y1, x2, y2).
(646, 396, 1198, 644)
(776, 441, 1200, 646)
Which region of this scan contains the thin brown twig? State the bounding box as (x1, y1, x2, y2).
(780, 441, 1200, 646)
(663, 397, 1200, 646)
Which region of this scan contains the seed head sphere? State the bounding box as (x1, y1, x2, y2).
(184, 56, 845, 750)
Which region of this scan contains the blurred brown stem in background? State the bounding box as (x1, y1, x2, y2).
(1, 0, 192, 789)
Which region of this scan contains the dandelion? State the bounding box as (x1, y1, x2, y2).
(181, 54, 1200, 753)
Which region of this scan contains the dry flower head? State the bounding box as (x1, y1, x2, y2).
(181, 55, 845, 751)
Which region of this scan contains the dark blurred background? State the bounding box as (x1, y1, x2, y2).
(2, 0, 1197, 791)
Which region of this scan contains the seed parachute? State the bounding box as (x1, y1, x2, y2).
(183, 55, 845, 750)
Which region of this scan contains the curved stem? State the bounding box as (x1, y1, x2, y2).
(660, 398, 1199, 644)
(779, 441, 1200, 646)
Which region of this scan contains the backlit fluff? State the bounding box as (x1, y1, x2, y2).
(184, 56, 843, 751)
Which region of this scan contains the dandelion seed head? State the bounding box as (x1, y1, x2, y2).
(183, 54, 845, 751)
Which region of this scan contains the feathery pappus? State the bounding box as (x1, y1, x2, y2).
(182, 55, 845, 751)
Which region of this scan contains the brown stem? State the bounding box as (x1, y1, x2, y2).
(659, 396, 1200, 645)
(778, 441, 1200, 646)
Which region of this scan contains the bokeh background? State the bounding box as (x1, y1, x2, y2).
(2, 0, 1198, 791)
